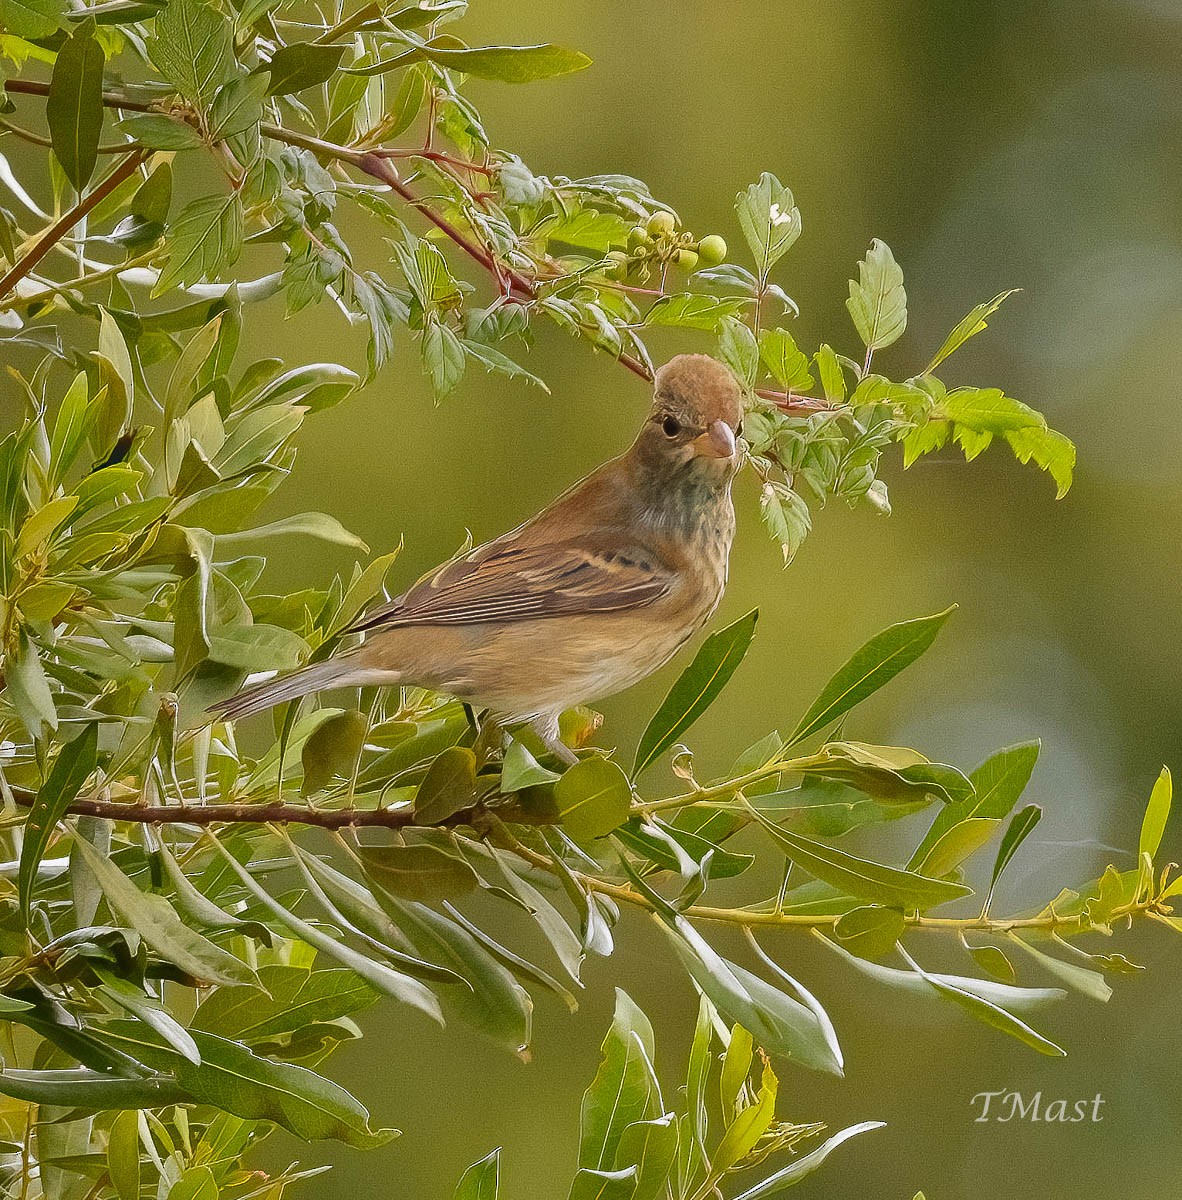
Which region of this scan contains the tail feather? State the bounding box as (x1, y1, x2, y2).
(210, 658, 386, 721)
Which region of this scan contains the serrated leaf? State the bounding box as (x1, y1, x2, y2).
(148, 0, 235, 107)
(644, 293, 745, 331)
(925, 289, 1018, 373)
(1004, 426, 1075, 498)
(735, 173, 800, 276)
(758, 327, 814, 390)
(155, 193, 243, 293)
(421, 318, 466, 400)
(46, 26, 105, 191)
(846, 238, 906, 351)
(634, 609, 758, 776)
(759, 482, 810, 565)
(209, 72, 267, 140)
(718, 316, 759, 387)
(787, 608, 955, 747)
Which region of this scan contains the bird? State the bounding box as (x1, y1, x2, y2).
(210, 353, 744, 763)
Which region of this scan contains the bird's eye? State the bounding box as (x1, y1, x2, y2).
(661, 415, 682, 438)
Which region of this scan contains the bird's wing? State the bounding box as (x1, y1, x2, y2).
(347, 538, 674, 632)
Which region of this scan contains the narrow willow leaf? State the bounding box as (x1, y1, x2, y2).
(731, 1122, 886, 1199)
(556, 757, 632, 840)
(355, 843, 479, 904)
(453, 1148, 500, 1200)
(797, 741, 972, 806)
(846, 238, 906, 351)
(344, 42, 592, 82)
(712, 1059, 777, 1172)
(94, 972, 201, 1064)
(19, 722, 97, 920)
(7, 629, 59, 740)
(984, 804, 1042, 910)
(924, 290, 1019, 374)
(747, 806, 971, 909)
(833, 905, 905, 961)
(787, 608, 955, 747)
(965, 941, 1016, 983)
(0, 1069, 188, 1110)
(72, 836, 258, 988)
(207, 836, 444, 1023)
(49, 372, 93, 483)
(1005, 935, 1112, 1003)
(719, 1023, 754, 1116)
(613, 1115, 677, 1200)
(1138, 766, 1172, 861)
(102, 1021, 399, 1147)
(216, 512, 368, 550)
(106, 1109, 140, 1200)
(914, 817, 998, 878)
(567, 1168, 637, 1200)
(46, 25, 105, 191)
(634, 609, 758, 776)
(578, 989, 659, 1172)
(167, 1168, 217, 1200)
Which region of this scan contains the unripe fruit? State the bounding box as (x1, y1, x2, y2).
(646, 210, 677, 237)
(675, 248, 700, 271)
(604, 250, 629, 278)
(697, 234, 727, 266)
(628, 226, 651, 250)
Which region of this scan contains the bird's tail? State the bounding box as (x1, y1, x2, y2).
(209, 657, 386, 722)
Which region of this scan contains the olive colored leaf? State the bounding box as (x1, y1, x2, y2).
(208, 624, 308, 672)
(102, 1021, 399, 1147)
(0, 1068, 188, 1110)
(786, 607, 955, 748)
(167, 1168, 217, 1200)
(118, 113, 205, 150)
(713, 1058, 777, 1173)
(209, 72, 268, 140)
(19, 722, 97, 921)
(106, 1109, 140, 1200)
(556, 756, 632, 840)
(46, 26, 105, 191)
(265, 41, 345, 94)
(914, 817, 999, 878)
(965, 942, 1016, 983)
(578, 989, 660, 1172)
(735, 173, 801, 276)
(846, 238, 906, 351)
(415, 745, 479, 823)
(634, 609, 758, 776)
(155, 193, 244, 294)
(207, 836, 444, 1022)
(302, 709, 368, 795)
(759, 481, 810, 565)
(345, 41, 591, 83)
(49, 372, 93, 484)
(71, 835, 258, 988)
(0, 0, 65, 37)
(909, 740, 1039, 871)
(748, 805, 971, 909)
(797, 741, 973, 806)
(216, 512, 369, 550)
(719, 1023, 754, 1116)
(833, 905, 906, 962)
(718, 316, 759, 387)
(983, 803, 1042, 910)
(7, 629, 59, 740)
(537, 209, 632, 252)
(421, 317, 466, 400)
(730, 1122, 886, 1200)
(501, 739, 560, 791)
(355, 843, 479, 904)
(925, 289, 1019, 374)
(1005, 935, 1112, 1003)
(94, 971, 201, 1064)
(758, 327, 815, 391)
(454, 1149, 500, 1200)
(612, 1115, 677, 1200)
(15, 495, 79, 559)
(148, 0, 235, 107)
(1138, 765, 1172, 861)
(568, 1169, 637, 1200)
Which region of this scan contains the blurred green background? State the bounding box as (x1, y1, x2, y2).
(146, 0, 1182, 1195)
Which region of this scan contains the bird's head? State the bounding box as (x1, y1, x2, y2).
(633, 354, 744, 484)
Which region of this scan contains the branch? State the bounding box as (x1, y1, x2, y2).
(0, 149, 148, 302)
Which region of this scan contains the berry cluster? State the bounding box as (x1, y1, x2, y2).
(604, 210, 727, 280)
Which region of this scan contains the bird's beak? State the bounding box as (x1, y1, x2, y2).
(693, 419, 737, 459)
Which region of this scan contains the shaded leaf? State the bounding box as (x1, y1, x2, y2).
(47, 26, 105, 191)
(556, 757, 632, 840)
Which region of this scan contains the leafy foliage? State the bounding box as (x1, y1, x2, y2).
(0, 2, 1169, 1198)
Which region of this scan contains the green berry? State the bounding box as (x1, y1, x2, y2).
(628, 226, 651, 250)
(697, 234, 727, 266)
(646, 210, 677, 237)
(675, 248, 700, 272)
(604, 250, 629, 278)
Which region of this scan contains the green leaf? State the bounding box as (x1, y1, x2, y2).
(984, 803, 1042, 909)
(215, 511, 368, 550)
(735, 173, 800, 277)
(643, 293, 745, 332)
(94, 971, 201, 1064)
(634, 609, 758, 776)
(718, 316, 759, 387)
(925, 289, 1019, 373)
(106, 1110, 140, 1200)
(846, 239, 906, 351)
(567, 1168, 637, 1200)
(578, 990, 659, 1172)
(1005, 935, 1112, 1003)
(719, 1023, 754, 1115)
(501, 739, 560, 791)
(19, 723, 97, 921)
(814, 343, 846, 402)
(538, 209, 632, 252)
(118, 114, 206, 150)
(414, 745, 479, 823)
(833, 905, 905, 961)
(345, 41, 592, 83)
(454, 1149, 500, 1200)
(355, 843, 479, 904)
(7, 629, 59, 740)
(167, 1168, 217, 1200)
(302, 709, 368, 795)
(71, 836, 259, 987)
(49, 372, 94, 484)
(148, 0, 235, 107)
(46, 25, 105, 191)
(759, 482, 810, 565)
(909, 741, 1040, 871)
(612, 1116, 677, 1200)
(747, 806, 972, 909)
(786, 608, 955, 747)
(0, 0, 64, 37)
(758, 327, 814, 391)
(265, 41, 345, 94)
(421, 318, 466, 400)
(103, 1021, 399, 1147)
(555, 757, 632, 840)
(155, 193, 244, 294)
(1139, 766, 1172, 860)
(0, 1068, 187, 1110)
(1004, 426, 1075, 498)
(942, 387, 1044, 435)
(796, 741, 973, 806)
(209, 72, 268, 140)
(713, 1059, 777, 1172)
(208, 624, 308, 672)
(731, 1122, 886, 1199)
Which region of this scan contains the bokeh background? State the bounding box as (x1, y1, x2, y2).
(177, 1, 1182, 1196)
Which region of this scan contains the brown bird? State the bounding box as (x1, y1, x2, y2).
(211, 354, 743, 762)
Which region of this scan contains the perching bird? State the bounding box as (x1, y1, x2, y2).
(211, 354, 743, 762)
